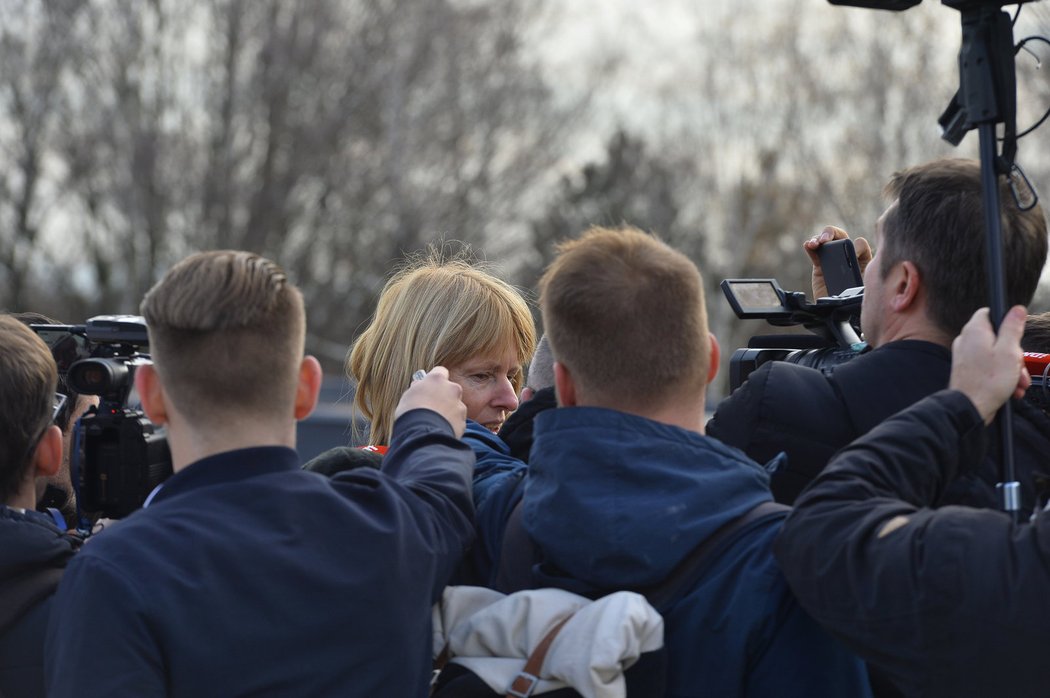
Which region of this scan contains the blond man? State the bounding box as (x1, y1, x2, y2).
(45, 251, 474, 697)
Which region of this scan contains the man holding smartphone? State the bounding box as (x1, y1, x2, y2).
(707, 158, 1050, 513)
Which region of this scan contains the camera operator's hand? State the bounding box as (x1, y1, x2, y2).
(804, 226, 873, 299)
(394, 367, 467, 438)
(949, 306, 1030, 425)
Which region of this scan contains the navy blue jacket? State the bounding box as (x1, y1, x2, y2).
(0, 507, 79, 698)
(466, 407, 871, 698)
(775, 390, 1050, 697)
(45, 409, 475, 697)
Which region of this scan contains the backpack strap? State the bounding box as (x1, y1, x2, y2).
(505, 613, 574, 698)
(495, 497, 540, 594)
(497, 498, 790, 609)
(641, 500, 790, 610)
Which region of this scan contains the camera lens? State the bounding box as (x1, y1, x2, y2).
(67, 358, 129, 396)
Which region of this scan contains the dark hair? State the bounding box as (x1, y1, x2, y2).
(0, 316, 58, 503)
(1023, 312, 1050, 354)
(880, 158, 1048, 336)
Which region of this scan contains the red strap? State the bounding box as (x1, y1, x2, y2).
(359, 445, 388, 454)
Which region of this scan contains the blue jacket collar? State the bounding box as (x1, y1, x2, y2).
(525, 406, 771, 587)
(150, 446, 299, 507)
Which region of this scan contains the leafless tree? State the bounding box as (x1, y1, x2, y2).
(0, 0, 576, 370)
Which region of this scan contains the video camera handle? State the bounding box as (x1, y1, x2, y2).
(782, 305, 863, 349)
(811, 293, 865, 348)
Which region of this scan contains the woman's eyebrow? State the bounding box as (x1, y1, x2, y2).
(460, 362, 499, 372)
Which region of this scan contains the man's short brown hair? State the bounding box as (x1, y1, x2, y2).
(139, 250, 305, 426)
(880, 158, 1048, 337)
(0, 315, 58, 503)
(539, 226, 709, 410)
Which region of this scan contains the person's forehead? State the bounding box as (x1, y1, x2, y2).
(457, 345, 520, 370)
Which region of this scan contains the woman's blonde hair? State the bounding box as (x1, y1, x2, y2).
(348, 252, 536, 445)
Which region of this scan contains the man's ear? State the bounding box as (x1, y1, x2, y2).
(135, 364, 169, 426)
(890, 260, 921, 312)
(707, 333, 720, 385)
(553, 361, 577, 407)
(33, 425, 62, 479)
(294, 356, 323, 420)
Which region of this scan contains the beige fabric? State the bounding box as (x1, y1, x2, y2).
(432, 585, 664, 698)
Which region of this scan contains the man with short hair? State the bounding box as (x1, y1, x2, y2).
(708, 157, 1050, 510)
(10, 312, 100, 530)
(0, 316, 80, 698)
(467, 226, 871, 696)
(45, 250, 475, 697)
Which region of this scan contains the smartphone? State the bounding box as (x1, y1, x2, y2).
(817, 238, 864, 297)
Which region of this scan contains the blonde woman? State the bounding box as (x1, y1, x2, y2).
(348, 253, 536, 446)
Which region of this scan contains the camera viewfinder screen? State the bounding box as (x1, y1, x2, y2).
(729, 281, 782, 310)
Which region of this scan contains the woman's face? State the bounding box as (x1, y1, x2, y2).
(447, 344, 521, 432)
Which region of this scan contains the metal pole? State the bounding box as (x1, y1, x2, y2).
(978, 122, 1020, 522)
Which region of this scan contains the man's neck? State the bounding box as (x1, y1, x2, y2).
(168, 420, 297, 473)
(7, 480, 38, 511)
(874, 327, 953, 349)
(581, 396, 708, 435)
(871, 311, 953, 349)
(641, 403, 708, 434)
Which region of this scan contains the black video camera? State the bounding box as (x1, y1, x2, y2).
(31, 316, 172, 521)
(721, 279, 868, 393)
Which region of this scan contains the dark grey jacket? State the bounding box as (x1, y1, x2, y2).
(708, 339, 1050, 512)
(0, 507, 79, 698)
(775, 390, 1050, 698)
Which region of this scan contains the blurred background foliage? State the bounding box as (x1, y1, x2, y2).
(3, 0, 1050, 399)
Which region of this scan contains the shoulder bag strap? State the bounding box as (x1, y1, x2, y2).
(642, 500, 790, 610)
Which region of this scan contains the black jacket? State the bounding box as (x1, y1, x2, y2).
(707, 339, 1050, 511)
(496, 386, 557, 462)
(0, 507, 80, 698)
(774, 390, 1050, 698)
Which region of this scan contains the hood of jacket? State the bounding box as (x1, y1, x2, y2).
(523, 406, 771, 588)
(0, 506, 78, 585)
